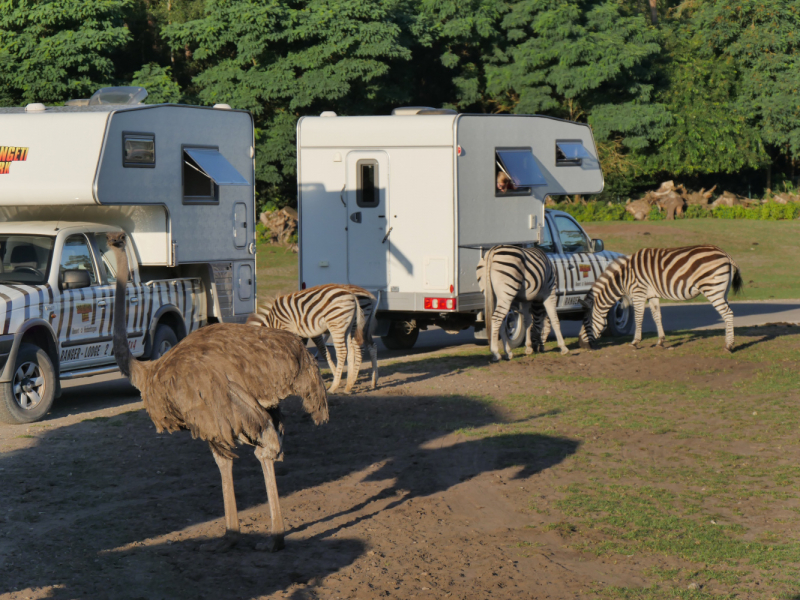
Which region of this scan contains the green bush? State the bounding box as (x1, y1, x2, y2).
(552, 201, 800, 223)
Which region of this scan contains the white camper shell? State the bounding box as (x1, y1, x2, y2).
(297, 111, 604, 342)
(0, 99, 256, 423)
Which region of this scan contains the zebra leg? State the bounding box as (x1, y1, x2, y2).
(702, 286, 736, 352)
(327, 329, 349, 393)
(312, 335, 336, 372)
(521, 301, 534, 355)
(530, 304, 546, 353)
(631, 298, 646, 349)
(489, 292, 515, 363)
(542, 293, 569, 355)
(344, 332, 361, 393)
(540, 315, 551, 351)
(648, 298, 666, 347)
(368, 341, 378, 389)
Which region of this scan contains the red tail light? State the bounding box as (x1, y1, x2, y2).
(301, 282, 306, 289)
(424, 297, 456, 311)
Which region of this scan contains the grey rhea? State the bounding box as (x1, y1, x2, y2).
(246, 284, 379, 392)
(107, 232, 328, 551)
(578, 245, 743, 351)
(477, 245, 569, 362)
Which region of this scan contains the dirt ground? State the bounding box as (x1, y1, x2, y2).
(0, 325, 798, 599)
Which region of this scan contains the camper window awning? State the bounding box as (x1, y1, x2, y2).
(184, 148, 249, 186)
(496, 149, 547, 187)
(556, 141, 592, 164)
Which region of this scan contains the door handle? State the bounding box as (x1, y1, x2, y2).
(567, 264, 576, 269)
(97, 300, 106, 307)
(130, 297, 140, 304)
(350, 212, 362, 224)
(382, 227, 393, 244)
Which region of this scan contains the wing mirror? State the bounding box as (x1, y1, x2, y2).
(591, 239, 604, 252)
(61, 269, 92, 290)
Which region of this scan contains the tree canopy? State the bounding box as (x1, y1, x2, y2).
(1, 0, 797, 207)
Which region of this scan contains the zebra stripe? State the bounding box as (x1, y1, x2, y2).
(247, 284, 371, 394)
(579, 245, 743, 351)
(477, 245, 569, 361)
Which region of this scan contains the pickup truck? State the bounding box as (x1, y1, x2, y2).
(473, 208, 634, 348)
(0, 222, 206, 424)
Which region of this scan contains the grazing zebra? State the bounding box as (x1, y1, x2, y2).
(578, 245, 743, 351)
(477, 245, 568, 362)
(246, 284, 365, 393)
(333, 285, 379, 390)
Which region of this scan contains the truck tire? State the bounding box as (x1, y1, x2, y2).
(151, 324, 179, 360)
(502, 308, 526, 350)
(381, 320, 419, 350)
(0, 344, 57, 424)
(607, 299, 634, 337)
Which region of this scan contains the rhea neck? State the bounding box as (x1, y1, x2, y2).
(110, 242, 135, 379)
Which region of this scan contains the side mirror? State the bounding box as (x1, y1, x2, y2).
(592, 239, 604, 253)
(61, 269, 92, 290)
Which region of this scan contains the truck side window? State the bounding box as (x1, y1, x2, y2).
(357, 160, 379, 207)
(554, 216, 590, 253)
(537, 221, 556, 253)
(60, 235, 97, 285)
(495, 149, 547, 197)
(93, 233, 119, 283)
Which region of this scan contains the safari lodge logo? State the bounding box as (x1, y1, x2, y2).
(0, 147, 29, 174)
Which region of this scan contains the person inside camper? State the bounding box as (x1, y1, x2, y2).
(496, 170, 516, 193)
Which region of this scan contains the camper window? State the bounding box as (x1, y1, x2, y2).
(495, 149, 546, 196)
(183, 148, 218, 204)
(556, 141, 591, 167)
(357, 160, 379, 208)
(123, 133, 155, 167)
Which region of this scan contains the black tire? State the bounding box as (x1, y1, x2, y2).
(381, 320, 419, 350)
(151, 324, 179, 360)
(502, 307, 526, 350)
(607, 300, 634, 337)
(0, 344, 57, 424)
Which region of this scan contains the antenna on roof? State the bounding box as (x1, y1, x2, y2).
(88, 87, 148, 106)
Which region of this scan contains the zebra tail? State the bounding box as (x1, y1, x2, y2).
(367, 291, 381, 340)
(245, 312, 267, 327)
(483, 249, 496, 344)
(354, 300, 366, 347)
(731, 263, 744, 295)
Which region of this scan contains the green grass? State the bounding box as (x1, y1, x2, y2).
(583, 219, 800, 301)
(256, 240, 299, 300)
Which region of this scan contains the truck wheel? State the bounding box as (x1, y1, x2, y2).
(381, 320, 419, 350)
(607, 300, 634, 337)
(502, 308, 526, 350)
(151, 324, 178, 360)
(0, 344, 56, 424)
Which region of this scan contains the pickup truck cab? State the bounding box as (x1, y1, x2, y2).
(476, 209, 634, 347)
(0, 221, 206, 423)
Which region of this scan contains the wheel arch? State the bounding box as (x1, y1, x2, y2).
(0, 320, 60, 384)
(143, 306, 186, 358)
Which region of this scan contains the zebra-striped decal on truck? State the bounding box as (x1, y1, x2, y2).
(0, 278, 205, 370)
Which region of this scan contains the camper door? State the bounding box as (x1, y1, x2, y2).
(346, 152, 390, 289)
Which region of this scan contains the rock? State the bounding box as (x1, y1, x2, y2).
(709, 191, 744, 209)
(260, 207, 298, 245)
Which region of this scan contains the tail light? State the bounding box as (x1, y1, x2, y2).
(301, 282, 306, 289)
(424, 297, 456, 311)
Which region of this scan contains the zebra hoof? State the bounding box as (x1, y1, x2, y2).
(524, 347, 533, 356)
(505, 354, 513, 361)
(489, 354, 501, 363)
(559, 347, 569, 356)
(724, 345, 733, 353)
(578, 340, 592, 350)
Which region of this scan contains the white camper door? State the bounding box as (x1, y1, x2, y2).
(346, 151, 390, 289)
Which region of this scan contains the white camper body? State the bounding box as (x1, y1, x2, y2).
(0, 101, 256, 423)
(298, 112, 604, 338)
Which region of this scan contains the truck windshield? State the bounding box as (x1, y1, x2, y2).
(0, 235, 55, 285)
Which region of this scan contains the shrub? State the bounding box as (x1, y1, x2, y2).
(551, 201, 800, 222)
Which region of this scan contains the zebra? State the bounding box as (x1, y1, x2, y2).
(578, 245, 743, 351)
(246, 284, 378, 392)
(477, 245, 568, 362)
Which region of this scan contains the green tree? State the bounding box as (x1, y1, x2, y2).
(0, 0, 132, 106)
(165, 0, 411, 210)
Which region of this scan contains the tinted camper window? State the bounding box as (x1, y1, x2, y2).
(357, 160, 379, 207)
(183, 148, 218, 204)
(123, 133, 155, 168)
(495, 149, 546, 197)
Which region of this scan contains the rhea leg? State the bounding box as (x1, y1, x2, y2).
(211, 448, 239, 534)
(648, 297, 666, 347)
(255, 413, 286, 552)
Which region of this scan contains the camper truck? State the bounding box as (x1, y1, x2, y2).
(0, 88, 256, 423)
(297, 109, 629, 349)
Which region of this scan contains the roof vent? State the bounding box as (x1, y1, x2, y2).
(88, 86, 148, 106)
(65, 99, 89, 107)
(392, 106, 457, 116)
(213, 103, 232, 110)
(25, 103, 46, 112)
(320, 111, 337, 117)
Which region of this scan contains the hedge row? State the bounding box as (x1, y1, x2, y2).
(552, 201, 800, 223)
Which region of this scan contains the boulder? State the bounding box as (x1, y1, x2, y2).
(260, 207, 298, 245)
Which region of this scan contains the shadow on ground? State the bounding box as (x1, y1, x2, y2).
(0, 393, 577, 599)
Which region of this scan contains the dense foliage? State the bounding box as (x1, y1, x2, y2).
(554, 200, 800, 222)
(1, 0, 798, 211)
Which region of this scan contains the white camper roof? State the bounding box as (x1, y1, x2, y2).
(298, 114, 457, 148)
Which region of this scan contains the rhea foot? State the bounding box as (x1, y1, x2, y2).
(200, 531, 240, 553)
